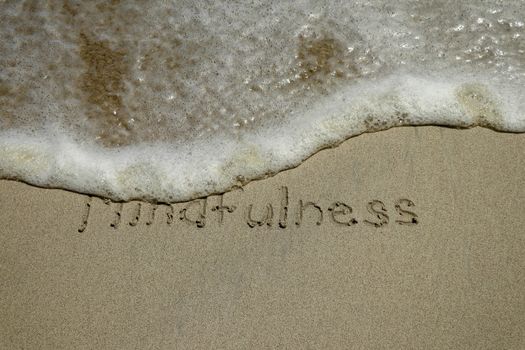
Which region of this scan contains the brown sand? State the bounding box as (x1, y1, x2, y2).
(1, 126, 524, 349)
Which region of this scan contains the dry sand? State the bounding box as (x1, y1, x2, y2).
(0, 126, 524, 349)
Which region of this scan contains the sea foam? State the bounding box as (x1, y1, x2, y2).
(0, 1, 524, 202)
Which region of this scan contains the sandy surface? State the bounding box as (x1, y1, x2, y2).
(1, 126, 524, 349)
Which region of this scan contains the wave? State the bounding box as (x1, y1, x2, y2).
(1, 1, 524, 202)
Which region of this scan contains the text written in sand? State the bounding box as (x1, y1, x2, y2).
(78, 186, 418, 232)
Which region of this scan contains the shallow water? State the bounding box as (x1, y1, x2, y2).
(0, 0, 524, 202)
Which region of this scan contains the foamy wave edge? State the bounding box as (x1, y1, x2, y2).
(1, 74, 524, 202)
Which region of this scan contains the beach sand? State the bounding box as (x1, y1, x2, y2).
(1, 126, 524, 349)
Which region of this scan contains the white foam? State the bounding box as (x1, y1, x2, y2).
(0, 1, 524, 202)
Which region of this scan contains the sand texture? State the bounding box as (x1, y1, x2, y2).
(0, 126, 524, 349)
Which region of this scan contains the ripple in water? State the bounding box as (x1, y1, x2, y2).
(0, 0, 524, 202)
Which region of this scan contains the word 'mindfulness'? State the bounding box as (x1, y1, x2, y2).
(78, 186, 418, 232)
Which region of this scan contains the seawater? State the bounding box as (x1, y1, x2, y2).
(0, 1, 524, 202)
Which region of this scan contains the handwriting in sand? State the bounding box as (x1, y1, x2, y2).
(78, 186, 418, 232)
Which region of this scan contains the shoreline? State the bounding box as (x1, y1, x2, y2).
(1, 126, 524, 349)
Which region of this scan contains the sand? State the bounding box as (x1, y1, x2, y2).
(1, 126, 524, 349)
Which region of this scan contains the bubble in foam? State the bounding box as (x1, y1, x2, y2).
(0, 0, 524, 202)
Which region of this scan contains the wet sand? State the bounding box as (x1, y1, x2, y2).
(0, 126, 524, 349)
